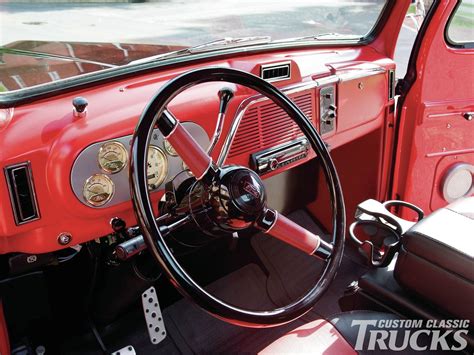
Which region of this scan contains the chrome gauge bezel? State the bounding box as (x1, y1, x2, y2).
(97, 141, 129, 174)
(83, 173, 115, 207)
(163, 139, 178, 157)
(147, 145, 169, 191)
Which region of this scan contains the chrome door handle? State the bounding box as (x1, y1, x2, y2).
(463, 112, 473, 121)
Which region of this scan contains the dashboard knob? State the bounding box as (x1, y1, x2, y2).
(218, 87, 235, 114)
(72, 96, 88, 118)
(269, 158, 279, 171)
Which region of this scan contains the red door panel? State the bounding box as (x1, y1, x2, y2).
(393, 0, 474, 216)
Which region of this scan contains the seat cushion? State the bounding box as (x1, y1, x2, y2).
(259, 311, 447, 354)
(395, 197, 474, 322)
(400, 197, 474, 280)
(258, 318, 357, 354)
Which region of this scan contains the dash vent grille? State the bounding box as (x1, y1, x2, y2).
(229, 91, 314, 158)
(4, 162, 40, 225)
(261, 63, 291, 81)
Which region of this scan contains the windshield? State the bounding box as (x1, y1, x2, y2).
(0, 0, 388, 92)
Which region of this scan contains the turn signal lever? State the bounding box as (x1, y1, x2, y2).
(208, 87, 235, 156)
(114, 214, 190, 260)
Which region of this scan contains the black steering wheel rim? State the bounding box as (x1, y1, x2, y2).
(130, 67, 345, 327)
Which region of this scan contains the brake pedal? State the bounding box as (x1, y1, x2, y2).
(112, 345, 136, 355)
(142, 286, 167, 345)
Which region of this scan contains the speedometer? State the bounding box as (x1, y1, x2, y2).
(147, 146, 168, 190)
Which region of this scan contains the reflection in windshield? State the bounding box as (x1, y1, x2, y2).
(0, 0, 388, 92)
(1, 0, 387, 46)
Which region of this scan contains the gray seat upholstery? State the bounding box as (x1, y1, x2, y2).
(395, 197, 474, 323)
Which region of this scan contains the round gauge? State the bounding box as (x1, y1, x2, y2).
(83, 174, 115, 207)
(147, 146, 168, 190)
(163, 139, 178, 157)
(98, 141, 128, 174)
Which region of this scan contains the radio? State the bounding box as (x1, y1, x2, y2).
(251, 138, 310, 175)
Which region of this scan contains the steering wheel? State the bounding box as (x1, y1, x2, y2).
(130, 67, 345, 327)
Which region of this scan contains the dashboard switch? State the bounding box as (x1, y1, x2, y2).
(320, 86, 336, 135)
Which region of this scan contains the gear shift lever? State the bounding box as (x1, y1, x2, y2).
(207, 87, 235, 155)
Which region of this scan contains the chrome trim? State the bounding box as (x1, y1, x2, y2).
(260, 61, 291, 82)
(82, 174, 115, 207)
(216, 68, 385, 165)
(337, 67, 386, 82)
(388, 69, 395, 100)
(163, 120, 178, 139)
(264, 210, 278, 234)
(4, 161, 41, 225)
(310, 237, 322, 256)
(207, 112, 225, 155)
(97, 140, 128, 174)
(441, 163, 474, 203)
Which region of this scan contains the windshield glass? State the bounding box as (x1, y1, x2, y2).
(0, 0, 388, 92)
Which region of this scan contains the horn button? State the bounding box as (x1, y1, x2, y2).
(208, 167, 266, 231)
(229, 169, 266, 214)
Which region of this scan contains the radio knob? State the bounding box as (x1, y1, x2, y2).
(269, 158, 279, 171)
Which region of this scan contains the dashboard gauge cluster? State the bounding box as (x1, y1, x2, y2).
(71, 122, 209, 208)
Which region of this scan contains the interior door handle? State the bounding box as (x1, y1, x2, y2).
(462, 112, 473, 121)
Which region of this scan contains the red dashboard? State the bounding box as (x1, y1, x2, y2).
(0, 46, 395, 254)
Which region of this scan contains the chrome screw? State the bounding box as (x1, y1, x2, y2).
(58, 233, 72, 245)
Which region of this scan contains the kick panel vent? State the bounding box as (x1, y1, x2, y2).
(261, 62, 291, 81)
(229, 91, 314, 158)
(5, 162, 40, 225)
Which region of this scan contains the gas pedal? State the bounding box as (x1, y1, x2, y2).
(112, 345, 136, 355)
(142, 286, 167, 345)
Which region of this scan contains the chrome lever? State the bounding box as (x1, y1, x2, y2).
(463, 112, 473, 121)
(208, 87, 235, 158)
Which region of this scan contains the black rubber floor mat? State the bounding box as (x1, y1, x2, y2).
(162, 263, 307, 354)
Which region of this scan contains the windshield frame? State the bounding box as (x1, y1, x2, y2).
(0, 0, 395, 108)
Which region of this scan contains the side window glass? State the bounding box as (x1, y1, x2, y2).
(446, 0, 474, 47)
(394, 0, 434, 78)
